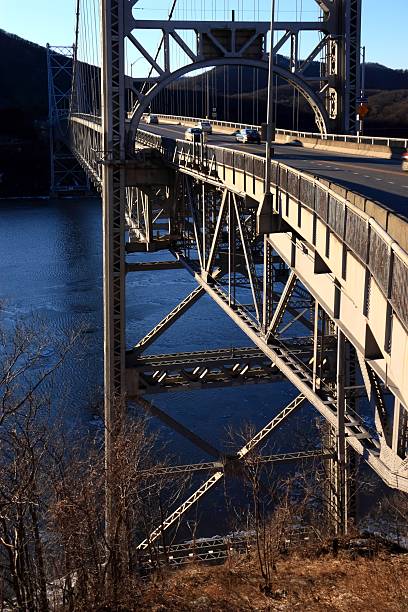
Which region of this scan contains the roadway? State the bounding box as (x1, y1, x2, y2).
(143, 121, 408, 216)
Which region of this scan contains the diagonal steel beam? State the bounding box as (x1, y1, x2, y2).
(265, 271, 297, 342)
(205, 188, 228, 273)
(278, 308, 310, 335)
(135, 396, 221, 458)
(137, 471, 224, 550)
(186, 178, 204, 270)
(136, 394, 305, 549)
(129, 285, 205, 354)
(357, 351, 391, 441)
(233, 194, 262, 321)
(237, 393, 306, 458)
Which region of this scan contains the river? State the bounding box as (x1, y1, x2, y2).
(0, 195, 305, 444)
(0, 196, 380, 535)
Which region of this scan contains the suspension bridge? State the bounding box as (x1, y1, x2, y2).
(47, 0, 408, 550)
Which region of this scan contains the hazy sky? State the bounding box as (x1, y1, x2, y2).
(1, 0, 406, 69)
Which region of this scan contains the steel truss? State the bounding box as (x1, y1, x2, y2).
(122, 153, 408, 543)
(46, 45, 90, 194)
(125, 0, 361, 136)
(138, 523, 321, 570)
(71, 0, 406, 555)
(122, 174, 351, 543)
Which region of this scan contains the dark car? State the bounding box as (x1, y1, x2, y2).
(235, 128, 261, 144)
(184, 127, 205, 142)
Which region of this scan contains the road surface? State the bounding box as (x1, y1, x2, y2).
(143, 121, 408, 216)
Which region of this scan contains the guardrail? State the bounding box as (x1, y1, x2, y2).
(152, 113, 408, 149)
(136, 127, 408, 335)
(138, 526, 320, 571)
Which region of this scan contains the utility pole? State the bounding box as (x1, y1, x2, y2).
(257, 0, 276, 236)
(357, 45, 367, 136)
(206, 70, 210, 118)
(264, 0, 276, 194)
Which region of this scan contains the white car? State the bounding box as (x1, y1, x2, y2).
(196, 120, 212, 134)
(402, 151, 408, 171)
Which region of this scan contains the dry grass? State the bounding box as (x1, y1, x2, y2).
(139, 544, 408, 611)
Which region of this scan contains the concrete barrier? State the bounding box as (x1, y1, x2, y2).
(275, 134, 404, 159)
(154, 114, 407, 159)
(314, 176, 408, 252)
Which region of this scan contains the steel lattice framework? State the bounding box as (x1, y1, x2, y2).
(125, 0, 361, 140)
(46, 45, 89, 194)
(120, 131, 408, 542)
(56, 0, 408, 553)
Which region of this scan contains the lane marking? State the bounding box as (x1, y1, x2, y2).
(151, 125, 406, 193)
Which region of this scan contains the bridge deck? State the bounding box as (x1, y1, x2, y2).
(144, 122, 408, 216)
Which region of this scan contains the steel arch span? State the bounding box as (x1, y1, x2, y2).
(125, 0, 361, 138)
(126, 58, 330, 149)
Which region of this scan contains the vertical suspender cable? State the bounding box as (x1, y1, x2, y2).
(70, 0, 81, 116)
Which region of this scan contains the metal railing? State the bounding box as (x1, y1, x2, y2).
(153, 113, 408, 149)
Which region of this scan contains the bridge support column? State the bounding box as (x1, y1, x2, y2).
(335, 329, 349, 535)
(330, 0, 362, 133)
(101, 0, 126, 581)
(327, 328, 349, 535)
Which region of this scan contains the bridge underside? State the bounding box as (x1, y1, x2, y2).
(68, 113, 408, 547)
(62, 0, 408, 552)
(136, 148, 408, 544)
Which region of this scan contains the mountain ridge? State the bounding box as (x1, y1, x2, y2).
(0, 28, 407, 196)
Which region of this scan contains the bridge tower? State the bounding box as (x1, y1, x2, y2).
(100, 0, 127, 569)
(46, 45, 89, 195)
(323, 0, 362, 133)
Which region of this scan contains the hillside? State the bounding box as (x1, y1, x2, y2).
(0, 29, 48, 120)
(0, 30, 49, 196)
(140, 549, 407, 611)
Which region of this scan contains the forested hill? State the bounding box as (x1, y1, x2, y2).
(0, 29, 48, 128)
(0, 28, 408, 195)
(1, 27, 408, 132)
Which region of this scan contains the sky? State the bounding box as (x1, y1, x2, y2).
(1, 0, 407, 70)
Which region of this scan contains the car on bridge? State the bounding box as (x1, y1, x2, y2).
(235, 128, 261, 144)
(184, 127, 206, 142)
(146, 114, 159, 124)
(196, 120, 212, 134)
(402, 151, 408, 171)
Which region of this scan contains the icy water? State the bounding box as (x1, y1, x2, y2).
(0, 196, 305, 448)
(2, 196, 377, 536)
